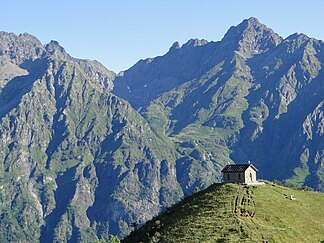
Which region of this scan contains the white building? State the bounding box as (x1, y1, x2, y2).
(221, 164, 263, 185)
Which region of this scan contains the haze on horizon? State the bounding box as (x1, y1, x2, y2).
(2, 0, 324, 72)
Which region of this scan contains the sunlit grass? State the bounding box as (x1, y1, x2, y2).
(124, 182, 324, 242)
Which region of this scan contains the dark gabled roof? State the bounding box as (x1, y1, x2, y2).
(221, 164, 258, 173)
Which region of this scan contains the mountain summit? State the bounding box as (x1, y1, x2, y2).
(221, 17, 282, 57)
(113, 17, 283, 109)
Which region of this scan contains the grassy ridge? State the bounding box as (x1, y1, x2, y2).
(123, 182, 324, 242)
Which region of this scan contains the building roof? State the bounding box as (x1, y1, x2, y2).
(221, 164, 258, 173)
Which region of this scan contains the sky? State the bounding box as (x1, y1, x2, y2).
(2, 0, 324, 72)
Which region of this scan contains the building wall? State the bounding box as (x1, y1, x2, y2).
(223, 167, 258, 184)
(223, 172, 245, 183)
(244, 167, 257, 183)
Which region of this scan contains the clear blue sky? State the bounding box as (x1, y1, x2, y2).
(2, 0, 324, 72)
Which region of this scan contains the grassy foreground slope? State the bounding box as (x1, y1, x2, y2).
(123, 183, 324, 242)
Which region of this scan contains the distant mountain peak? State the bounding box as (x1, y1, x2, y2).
(183, 38, 208, 47)
(0, 31, 44, 64)
(221, 17, 282, 57)
(0, 31, 43, 45)
(45, 40, 69, 59)
(285, 32, 310, 43)
(237, 17, 270, 34)
(169, 39, 208, 52)
(279, 32, 314, 55)
(243, 16, 262, 26)
(169, 41, 181, 51)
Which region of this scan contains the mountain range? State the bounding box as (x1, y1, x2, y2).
(0, 17, 323, 241)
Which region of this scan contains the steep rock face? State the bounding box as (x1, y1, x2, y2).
(45, 40, 116, 90)
(113, 17, 282, 109)
(0, 32, 45, 91)
(0, 33, 182, 241)
(113, 38, 222, 109)
(231, 34, 324, 190)
(221, 17, 282, 57)
(113, 18, 324, 191)
(0, 32, 44, 64)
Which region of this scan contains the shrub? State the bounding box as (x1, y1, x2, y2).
(298, 186, 314, 192)
(285, 181, 297, 189)
(272, 179, 283, 186)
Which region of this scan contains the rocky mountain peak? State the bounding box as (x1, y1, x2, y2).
(244, 16, 263, 27)
(221, 17, 282, 57)
(277, 33, 314, 55)
(169, 39, 208, 52)
(0, 31, 44, 64)
(0, 31, 43, 48)
(169, 41, 180, 51)
(45, 40, 70, 60)
(43, 41, 116, 90)
(285, 33, 311, 43)
(183, 38, 209, 47)
(285, 32, 311, 46)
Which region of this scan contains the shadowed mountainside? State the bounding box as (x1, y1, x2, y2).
(0, 32, 183, 241)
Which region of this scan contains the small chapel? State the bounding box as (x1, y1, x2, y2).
(221, 163, 263, 185)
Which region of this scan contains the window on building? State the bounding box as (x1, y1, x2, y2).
(227, 174, 230, 180)
(250, 173, 253, 182)
(238, 174, 241, 180)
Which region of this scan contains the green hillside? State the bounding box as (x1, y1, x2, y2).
(123, 182, 324, 242)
